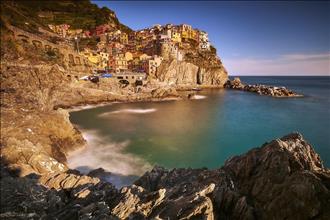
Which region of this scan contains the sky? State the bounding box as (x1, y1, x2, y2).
(93, 1, 330, 76)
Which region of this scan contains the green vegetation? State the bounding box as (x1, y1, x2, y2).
(1, 0, 132, 33)
(79, 37, 99, 51)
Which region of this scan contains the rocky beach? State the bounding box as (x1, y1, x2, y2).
(1, 1, 329, 219)
(1, 133, 329, 219)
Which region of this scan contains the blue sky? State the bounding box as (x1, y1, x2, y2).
(93, 1, 330, 75)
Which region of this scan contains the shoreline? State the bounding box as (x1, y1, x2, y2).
(64, 87, 225, 112)
(66, 96, 183, 113)
(64, 92, 188, 171)
(64, 88, 217, 180)
(64, 83, 300, 170)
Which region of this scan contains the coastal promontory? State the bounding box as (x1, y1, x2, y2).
(0, 1, 328, 219)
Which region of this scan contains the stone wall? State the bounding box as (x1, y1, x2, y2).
(8, 25, 90, 72)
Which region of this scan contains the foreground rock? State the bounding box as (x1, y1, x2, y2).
(225, 77, 303, 97)
(1, 133, 329, 219)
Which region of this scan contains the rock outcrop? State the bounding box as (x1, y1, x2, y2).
(156, 60, 228, 89)
(121, 133, 330, 219)
(0, 164, 119, 219)
(1, 133, 329, 219)
(1, 2, 327, 219)
(225, 77, 303, 97)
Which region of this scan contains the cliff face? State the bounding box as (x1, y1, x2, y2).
(1, 2, 327, 219)
(1, 133, 329, 219)
(156, 60, 228, 88)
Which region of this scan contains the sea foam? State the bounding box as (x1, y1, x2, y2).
(67, 129, 152, 187)
(69, 103, 112, 112)
(99, 108, 157, 116)
(192, 95, 207, 100)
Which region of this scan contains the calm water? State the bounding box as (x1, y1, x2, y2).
(69, 76, 330, 187)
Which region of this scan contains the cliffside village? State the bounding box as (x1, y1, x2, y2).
(48, 23, 213, 82)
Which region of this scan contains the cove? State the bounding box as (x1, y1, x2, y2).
(68, 76, 330, 187)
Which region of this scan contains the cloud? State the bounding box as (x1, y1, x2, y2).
(223, 52, 330, 76)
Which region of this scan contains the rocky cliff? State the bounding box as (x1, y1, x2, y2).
(156, 59, 228, 89)
(1, 1, 327, 219)
(1, 133, 329, 219)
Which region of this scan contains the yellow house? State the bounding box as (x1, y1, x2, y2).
(125, 51, 133, 61)
(99, 52, 109, 69)
(190, 29, 198, 41)
(171, 31, 181, 42)
(135, 42, 143, 51)
(80, 49, 103, 69)
(181, 30, 188, 39)
(181, 29, 198, 42)
(120, 33, 128, 44)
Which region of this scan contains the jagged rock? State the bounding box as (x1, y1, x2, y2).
(151, 87, 179, 99)
(111, 133, 330, 219)
(1, 133, 329, 219)
(224, 77, 303, 97)
(1, 138, 68, 176)
(224, 77, 244, 89)
(88, 168, 110, 177)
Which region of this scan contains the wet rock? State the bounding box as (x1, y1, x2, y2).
(224, 77, 303, 97)
(1, 133, 329, 219)
(111, 133, 329, 219)
(151, 87, 179, 99)
(1, 138, 68, 176)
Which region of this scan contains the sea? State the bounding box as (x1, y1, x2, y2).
(68, 76, 330, 187)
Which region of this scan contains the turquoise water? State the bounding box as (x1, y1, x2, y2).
(69, 76, 330, 186)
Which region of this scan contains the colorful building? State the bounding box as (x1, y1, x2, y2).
(125, 51, 133, 61)
(100, 52, 109, 69)
(178, 24, 199, 43)
(108, 53, 128, 73)
(80, 49, 103, 69)
(119, 32, 129, 44)
(106, 42, 124, 56)
(198, 31, 210, 50)
(171, 31, 182, 43)
(48, 24, 70, 38)
(147, 55, 163, 75)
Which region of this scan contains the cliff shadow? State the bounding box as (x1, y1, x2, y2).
(0, 157, 120, 219)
